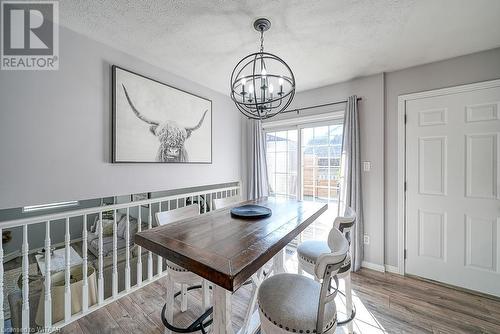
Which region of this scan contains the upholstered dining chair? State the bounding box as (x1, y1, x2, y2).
(155, 204, 211, 334)
(296, 207, 357, 333)
(257, 227, 349, 334)
(212, 194, 241, 210)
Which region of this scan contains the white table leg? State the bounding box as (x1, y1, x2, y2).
(180, 283, 188, 312)
(273, 249, 286, 274)
(164, 275, 174, 334)
(213, 285, 234, 334)
(345, 271, 354, 334)
(238, 270, 263, 334)
(202, 280, 211, 311)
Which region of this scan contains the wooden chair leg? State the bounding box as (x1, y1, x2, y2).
(164, 275, 175, 334)
(345, 272, 354, 334)
(180, 283, 188, 312)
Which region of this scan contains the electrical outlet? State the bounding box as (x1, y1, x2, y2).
(363, 161, 371, 172)
(363, 235, 370, 245)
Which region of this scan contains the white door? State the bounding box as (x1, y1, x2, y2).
(405, 83, 500, 297)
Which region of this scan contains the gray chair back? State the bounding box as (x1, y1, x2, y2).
(334, 206, 357, 244)
(314, 227, 349, 333)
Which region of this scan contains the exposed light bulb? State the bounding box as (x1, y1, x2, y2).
(249, 84, 254, 93)
(278, 77, 284, 86)
(241, 78, 246, 85)
(269, 84, 274, 93)
(261, 68, 267, 77)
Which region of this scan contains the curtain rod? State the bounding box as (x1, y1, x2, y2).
(281, 97, 362, 114)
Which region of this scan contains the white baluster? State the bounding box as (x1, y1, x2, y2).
(0, 228, 4, 334)
(147, 206, 153, 280)
(64, 217, 71, 322)
(21, 224, 29, 330)
(98, 212, 104, 304)
(184, 197, 187, 207)
(136, 206, 142, 287)
(125, 207, 131, 291)
(112, 210, 118, 297)
(82, 215, 89, 312)
(44, 221, 52, 329)
(157, 203, 162, 275)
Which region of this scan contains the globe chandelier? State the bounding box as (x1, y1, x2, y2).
(230, 18, 296, 119)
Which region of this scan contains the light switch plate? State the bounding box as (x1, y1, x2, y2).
(363, 161, 371, 171)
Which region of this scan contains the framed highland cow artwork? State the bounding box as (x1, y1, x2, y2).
(112, 65, 212, 163)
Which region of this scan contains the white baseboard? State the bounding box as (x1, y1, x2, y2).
(384, 264, 400, 274)
(361, 261, 385, 272)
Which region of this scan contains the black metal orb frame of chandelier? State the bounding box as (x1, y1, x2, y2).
(230, 18, 296, 120)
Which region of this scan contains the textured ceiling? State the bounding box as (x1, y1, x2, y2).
(59, 0, 500, 93)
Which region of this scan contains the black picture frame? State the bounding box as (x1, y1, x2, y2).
(111, 65, 213, 164)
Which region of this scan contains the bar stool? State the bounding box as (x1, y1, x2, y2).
(156, 204, 212, 334)
(257, 228, 349, 334)
(296, 207, 357, 333)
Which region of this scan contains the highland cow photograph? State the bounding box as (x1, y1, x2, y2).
(112, 66, 212, 163)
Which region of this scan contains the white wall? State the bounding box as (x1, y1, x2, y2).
(263, 73, 386, 267)
(0, 26, 243, 210)
(384, 47, 500, 267)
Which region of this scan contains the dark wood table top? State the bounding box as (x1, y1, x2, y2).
(135, 197, 327, 291)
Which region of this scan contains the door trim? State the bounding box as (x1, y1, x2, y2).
(397, 78, 500, 276)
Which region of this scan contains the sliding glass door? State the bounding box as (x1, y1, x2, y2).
(299, 123, 343, 240)
(266, 129, 298, 198)
(265, 120, 344, 242)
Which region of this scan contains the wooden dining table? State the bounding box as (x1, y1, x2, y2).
(135, 197, 327, 334)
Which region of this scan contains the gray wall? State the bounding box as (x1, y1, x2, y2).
(267, 47, 500, 269)
(0, 26, 242, 211)
(384, 47, 500, 266)
(263, 73, 386, 267)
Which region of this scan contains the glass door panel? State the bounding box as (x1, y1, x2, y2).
(265, 129, 298, 198)
(265, 121, 344, 243)
(300, 123, 343, 241)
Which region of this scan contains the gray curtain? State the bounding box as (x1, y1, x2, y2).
(247, 119, 270, 199)
(342, 95, 363, 271)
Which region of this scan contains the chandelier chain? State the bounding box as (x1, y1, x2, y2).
(260, 29, 264, 53)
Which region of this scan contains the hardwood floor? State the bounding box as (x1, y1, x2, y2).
(59, 268, 500, 334)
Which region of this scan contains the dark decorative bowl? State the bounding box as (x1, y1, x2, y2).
(230, 205, 272, 219)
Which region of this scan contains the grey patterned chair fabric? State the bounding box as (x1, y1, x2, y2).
(297, 207, 357, 278)
(258, 274, 336, 333)
(258, 228, 349, 334)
